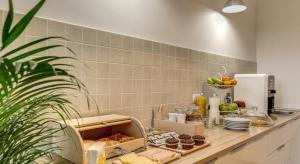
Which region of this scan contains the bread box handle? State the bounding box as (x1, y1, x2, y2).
(111, 147, 129, 156)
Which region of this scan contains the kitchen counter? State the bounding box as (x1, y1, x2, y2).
(169, 112, 300, 164)
(44, 112, 300, 164)
(107, 112, 300, 164)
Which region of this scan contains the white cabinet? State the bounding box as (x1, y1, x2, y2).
(245, 135, 268, 164)
(206, 117, 300, 164)
(267, 141, 291, 164)
(266, 122, 291, 154)
(213, 153, 257, 164)
(290, 116, 300, 164)
(267, 148, 281, 164)
(205, 144, 250, 164)
(282, 142, 292, 164)
(213, 143, 257, 164)
(264, 122, 293, 164)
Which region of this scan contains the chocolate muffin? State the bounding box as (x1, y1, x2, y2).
(165, 138, 179, 149)
(192, 135, 205, 146)
(178, 134, 191, 141)
(181, 139, 194, 150)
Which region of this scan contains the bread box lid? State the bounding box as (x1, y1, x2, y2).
(65, 114, 131, 128)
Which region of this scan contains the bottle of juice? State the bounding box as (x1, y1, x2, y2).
(194, 93, 207, 117)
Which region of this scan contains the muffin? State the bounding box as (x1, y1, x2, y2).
(165, 138, 179, 149)
(192, 135, 205, 146)
(178, 134, 191, 141)
(181, 139, 194, 150)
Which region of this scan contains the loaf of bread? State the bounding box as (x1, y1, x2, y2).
(86, 133, 135, 147)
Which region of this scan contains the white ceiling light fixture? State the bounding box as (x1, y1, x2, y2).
(222, 0, 247, 14)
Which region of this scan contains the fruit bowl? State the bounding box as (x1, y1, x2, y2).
(220, 110, 239, 113)
(219, 103, 239, 114)
(207, 76, 237, 90)
(208, 84, 235, 89)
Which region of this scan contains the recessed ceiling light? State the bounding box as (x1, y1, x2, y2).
(222, 0, 247, 14)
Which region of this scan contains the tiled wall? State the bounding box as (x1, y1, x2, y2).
(0, 10, 257, 126)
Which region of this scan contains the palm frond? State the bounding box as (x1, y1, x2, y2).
(0, 0, 97, 163)
(1, 0, 46, 50)
(2, 36, 68, 58)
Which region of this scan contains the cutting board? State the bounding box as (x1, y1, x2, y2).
(112, 148, 181, 164)
(160, 141, 210, 155)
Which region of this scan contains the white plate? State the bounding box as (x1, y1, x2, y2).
(224, 121, 250, 124)
(224, 126, 249, 131)
(224, 123, 249, 127)
(224, 123, 249, 126)
(225, 125, 249, 129)
(224, 117, 251, 123)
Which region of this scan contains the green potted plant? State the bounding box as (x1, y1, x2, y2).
(0, 0, 94, 163)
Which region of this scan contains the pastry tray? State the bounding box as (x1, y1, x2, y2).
(147, 132, 178, 147)
(160, 141, 210, 155)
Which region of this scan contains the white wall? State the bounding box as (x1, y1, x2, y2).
(257, 0, 300, 108)
(0, 0, 257, 61)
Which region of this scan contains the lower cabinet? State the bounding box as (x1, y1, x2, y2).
(267, 141, 291, 164)
(213, 137, 268, 164)
(206, 116, 300, 164)
(289, 116, 300, 164)
(214, 143, 256, 164)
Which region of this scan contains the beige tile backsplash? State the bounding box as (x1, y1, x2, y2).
(0, 10, 257, 127)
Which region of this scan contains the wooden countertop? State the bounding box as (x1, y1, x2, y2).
(107, 112, 300, 164)
(45, 112, 300, 164)
(169, 112, 300, 164)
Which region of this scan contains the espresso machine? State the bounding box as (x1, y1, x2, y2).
(234, 74, 276, 115)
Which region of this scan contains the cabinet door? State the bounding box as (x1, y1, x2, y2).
(214, 154, 258, 164)
(265, 122, 291, 155)
(290, 117, 300, 164)
(282, 142, 291, 164)
(213, 143, 257, 164)
(245, 136, 268, 164)
(291, 117, 300, 140)
(267, 149, 281, 164)
(268, 142, 291, 164)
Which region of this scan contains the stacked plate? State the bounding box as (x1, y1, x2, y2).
(223, 117, 251, 131)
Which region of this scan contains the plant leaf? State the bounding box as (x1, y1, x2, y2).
(3, 36, 67, 58)
(1, 0, 46, 49)
(10, 45, 64, 62)
(1, 0, 14, 50)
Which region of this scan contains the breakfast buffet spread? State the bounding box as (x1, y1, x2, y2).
(55, 73, 290, 164)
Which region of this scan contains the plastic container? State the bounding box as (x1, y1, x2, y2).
(168, 113, 177, 122)
(176, 113, 186, 123)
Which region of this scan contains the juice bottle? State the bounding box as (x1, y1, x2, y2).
(194, 93, 207, 117)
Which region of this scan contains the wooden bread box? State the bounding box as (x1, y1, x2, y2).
(54, 114, 146, 164)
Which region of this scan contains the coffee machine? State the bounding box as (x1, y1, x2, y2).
(234, 74, 276, 115)
(267, 75, 276, 113)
